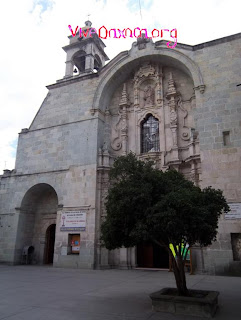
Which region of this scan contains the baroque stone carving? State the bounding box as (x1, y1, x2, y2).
(156, 69, 163, 105)
(194, 84, 205, 94)
(176, 95, 190, 141)
(134, 63, 155, 82)
(144, 85, 155, 106)
(166, 72, 178, 148)
(170, 106, 177, 126)
(136, 33, 150, 50)
(133, 63, 160, 109)
(108, 66, 201, 188)
(111, 83, 129, 153)
(111, 115, 123, 151)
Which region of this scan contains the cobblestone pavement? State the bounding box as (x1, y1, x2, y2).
(0, 265, 240, 319)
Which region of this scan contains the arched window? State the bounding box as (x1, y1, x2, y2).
(73, 50, 86, 72)
(141, 114, 160, 153)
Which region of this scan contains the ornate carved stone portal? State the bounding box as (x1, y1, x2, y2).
(97, 63, 202, 267)
(101, 63, 201, 176)
(105, 63, 200, 180)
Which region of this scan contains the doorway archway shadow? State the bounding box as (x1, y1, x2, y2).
(137, 241, 169, 269)
(44, 224, 56, 264)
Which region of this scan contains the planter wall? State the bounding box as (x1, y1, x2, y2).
(150, 288, 219, 318)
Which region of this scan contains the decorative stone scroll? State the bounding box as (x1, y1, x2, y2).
(111, 115, 123, 151)
(176, 95, 190, 141)
(111, 83, 130, 154)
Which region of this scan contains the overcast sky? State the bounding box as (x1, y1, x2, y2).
(0, 0, 240, 174)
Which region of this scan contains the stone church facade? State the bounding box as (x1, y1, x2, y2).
(0, 21, 241, 275)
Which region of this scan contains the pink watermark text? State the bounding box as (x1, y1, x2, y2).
(68, 25, 177, 48)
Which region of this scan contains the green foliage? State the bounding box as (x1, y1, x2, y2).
(101, 153, 230, 252)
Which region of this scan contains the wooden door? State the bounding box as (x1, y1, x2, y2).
(137, 242, 153, 268)
(44, 224, 56, 264)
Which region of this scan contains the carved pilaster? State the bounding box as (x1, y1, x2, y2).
(119, 83, 129, 106)
(96, 164, 111, 269)
(119, 84, 129, 155)
(190, 92, 196, 109)
(120, 110, 128, 155)
(104, 108, 111, 150)
(190, 161, 199, 186)
(170, 126, 178, 147)
(177, 95, 191, 141)
(166, 72, 178, 149)
(102, 143, 110, 167)
(134, 85, 139, 107)
(98, 148, 103, 166)
(111, 83, 130, 154)
(156, 65, 163, 105)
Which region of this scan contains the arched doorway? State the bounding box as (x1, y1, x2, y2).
(44, 224, 56, 264)
(15, 183, 58, 264)
(137, 241, 169, 269)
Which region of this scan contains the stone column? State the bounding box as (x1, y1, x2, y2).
(64, 60, 73, 78)
(100, 247, 110, 269)
(134, 85, 139, 107)
(119, 83, 130, 155)
(119, 247, 130, 269)
(39, 236, 46, 264)
(121, 106, 128, 155)
(53, 205, 63, 265)
(156, 65, 163, 105)
(85, 54, 94, 72)
(130, 247, 137, 268)
(166, 72, 179, 160)
(191, 245, 206, 274)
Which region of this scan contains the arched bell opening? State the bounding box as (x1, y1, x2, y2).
(94, 54, 102, 72)
(72, 50, 86, 73)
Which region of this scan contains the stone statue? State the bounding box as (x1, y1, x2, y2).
(144, 85, 155, 106)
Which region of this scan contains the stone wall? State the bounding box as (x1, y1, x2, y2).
(1, 32, 241, 273)
(0, 162, 97, 267)
(191, 36, 241, 275)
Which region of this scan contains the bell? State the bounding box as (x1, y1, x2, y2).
(73, 68, 78, 73)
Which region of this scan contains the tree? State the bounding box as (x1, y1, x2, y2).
(101, 153, 230, 296)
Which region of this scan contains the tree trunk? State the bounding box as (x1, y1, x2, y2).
(152, 240, 189, 296)
(171, 254, 189, 296)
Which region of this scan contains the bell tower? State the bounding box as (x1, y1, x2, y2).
(63, 20, 109, 77)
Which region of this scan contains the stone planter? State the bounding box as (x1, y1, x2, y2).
(150, 288, 219, 318)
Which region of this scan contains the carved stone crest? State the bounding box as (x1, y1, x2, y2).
(134, 63, 155, 83)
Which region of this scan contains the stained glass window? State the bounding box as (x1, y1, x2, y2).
(141, 115, 160, 153)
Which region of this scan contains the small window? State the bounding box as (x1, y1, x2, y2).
(141, 114, 160, 153)
(231, 233, 241, 261)
(223, 131, 231, 146)
(68, 234, 80, 254)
